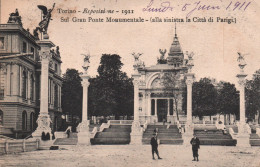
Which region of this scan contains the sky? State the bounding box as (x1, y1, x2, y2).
(1, 0, 260, 87)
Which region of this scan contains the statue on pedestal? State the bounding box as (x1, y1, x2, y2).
(34, 3, 55, 39)
(82, 54, 90, 73)
(8, 9, 22, 25)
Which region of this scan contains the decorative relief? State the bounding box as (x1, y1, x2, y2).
(151, 78, 164, 88)
(36, 115, 52, 130)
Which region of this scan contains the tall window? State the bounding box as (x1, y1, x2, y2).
(0, 66, 5, 100)
(0, 110, 3, 125)
(54, 116, 58, 131)
(22, 42, 27, 53)
(22, 111, 27, 130)
(151, 99, 155, 115)
(30, 112, 35, 131)
(30, 75, 34, 101)
(22, 71, 27, 99)
(55, 64, 58, 73)
(0, 37, 4, 49)
(54, 84, 58, 108)
(30, 47, 35, 59)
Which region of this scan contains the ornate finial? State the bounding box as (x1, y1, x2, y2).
(186, 51, 194, 72)
(158, 49, 167, 64)
(8, 9, 22, 25)
(82, 54, 90, 74)
(132, 52, 143, 70)
(35, 3, 55, 39)
(237, 52, 247, 73)
(175, 22, 177, 37)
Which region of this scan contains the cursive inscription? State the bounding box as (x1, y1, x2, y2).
(143, 0, 174, 12)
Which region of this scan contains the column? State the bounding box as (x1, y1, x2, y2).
(130, 73, 143, 145)
(147, 93, 151, 116)
(155, 99, 158, 117)
(6, 64, 10, 96)
(236, 73, 250, 147)
(12, 64, 19, 96)
(32, 40, 55, 149)
(167, 99, 170, 116)
(77, 71, 91, 145)
(19, 66, 22, 97)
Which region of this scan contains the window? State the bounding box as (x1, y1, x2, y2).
(0, 37, 4, 49)
(55, 64, 58, 73)
(54, 84, 58, 108)
(22, 71, 27, 99)
(22, 111, 27, 130)
(30, 47, 35, 59)
(30, 75, 34, 100)
(0, 110, 3, 125)
(0, 65, 5, 100)
(30, 112, 35, 131)
(22, 42, 27, 53)
(151, 99, 155, 115)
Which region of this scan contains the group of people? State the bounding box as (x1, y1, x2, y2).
(150, 132, 200, 161)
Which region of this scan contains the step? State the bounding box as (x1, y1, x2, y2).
(199, 139, 237, 146)
(95, 132, 130, 138)
(142, 139, 183, 145)
(90, 138, 130, 145)
(54, 138, 78, 145)
(250, 139, 260, 146)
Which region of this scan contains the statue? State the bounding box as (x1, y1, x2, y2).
(82, 54, 90, 73)
(56, 46, 60, 56)
(34, 3, 55, 38)
(33, 28, 39, 40)
(237, 52, 247, 72)
(132, 52, 143, 62)
(8, 9, 22, 25)
(159, 49, 167, 60)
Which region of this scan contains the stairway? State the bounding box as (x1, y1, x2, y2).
(54, 132, 78, 145)
(142, 125, 183, 145)
(90, 125, 131, 145)
(194, 130, 237, 146)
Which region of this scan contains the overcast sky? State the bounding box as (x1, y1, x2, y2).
(1, 0, 260, 87)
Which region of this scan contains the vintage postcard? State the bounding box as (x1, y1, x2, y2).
(0, 0, 260, 166)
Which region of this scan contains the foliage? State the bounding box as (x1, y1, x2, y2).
(89, 54, 134, 118)
(217, 82, 239, 117)
(61, 69, 82, 121)
(245, 69, 260, 119)
(192, 78, 218, 118)
(162, 71, 185, 120)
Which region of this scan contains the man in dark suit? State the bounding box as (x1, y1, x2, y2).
(150, 133, 162, 160)
(190, 133, 200, 161)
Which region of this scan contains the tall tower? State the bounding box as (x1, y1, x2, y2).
(167, 24, 184, 66)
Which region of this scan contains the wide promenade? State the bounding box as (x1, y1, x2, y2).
(0, 145, 260, 167)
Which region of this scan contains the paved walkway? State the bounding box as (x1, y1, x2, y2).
(0, 145, 260, 167)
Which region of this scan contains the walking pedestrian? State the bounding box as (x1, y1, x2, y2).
(190, 133, 200, 161)
(150, 133, 162, 160)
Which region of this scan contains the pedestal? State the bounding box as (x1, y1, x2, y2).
(183, 122, 194, 146)
(130, 121, 143, 145)
(77, 120, 91, 145)
(236, 123, 251, 147)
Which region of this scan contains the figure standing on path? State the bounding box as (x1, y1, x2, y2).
(190, 134, 200, 161)
(150, 133, 162, 160)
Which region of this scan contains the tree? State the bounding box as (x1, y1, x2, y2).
(162, 71, 185, 120)
(192, 78, 218, 119)
(89, 54, 134, 119)
(246, 69, 260, 121)
(61, 69, 82, 127)
(217, 82, 239, 122)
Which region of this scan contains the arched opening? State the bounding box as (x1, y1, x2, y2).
(22, 111, 27, 131)
(22, 71, 27, 99)
(0, 110, 3, 125)
(30, 112, 35, 131)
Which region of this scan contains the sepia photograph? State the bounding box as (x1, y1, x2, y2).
(0, 0, 260, 166)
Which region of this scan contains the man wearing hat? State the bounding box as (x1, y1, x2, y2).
(190, 133, 200, 161)
(150, 133, 162, 160)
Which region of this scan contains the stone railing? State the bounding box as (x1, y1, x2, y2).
(256, 128, 260, 137)
(54, 131, 67, 139)
(108, 120, 133, 125)
(0, 139, 39, 154)
(90, 127, 98, 138)
(143, 120, 148, 131)
(99, 122, 110, 132)
(229, 128, 237, 139)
